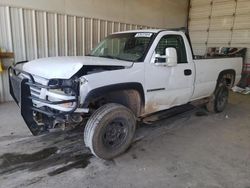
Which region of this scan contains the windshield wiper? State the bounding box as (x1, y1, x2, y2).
(100, 55, 126, 61)
(99, 55, 116, 59)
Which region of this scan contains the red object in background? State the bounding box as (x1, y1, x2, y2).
(241, 63, 250, 87)
(243, 63, 250, 71)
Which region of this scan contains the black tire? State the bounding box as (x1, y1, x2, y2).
(84, 103, 136, 159)
(206, 83, 229, 113)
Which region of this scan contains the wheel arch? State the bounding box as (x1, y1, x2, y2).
(217, 69, 236, 88)
(82, 82, 145, 116)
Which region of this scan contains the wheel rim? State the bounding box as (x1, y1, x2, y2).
(102, 118, 129, 150)
(217, 87, 228, 110)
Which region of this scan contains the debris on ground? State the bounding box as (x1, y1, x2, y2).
(232, 86, 250, 95)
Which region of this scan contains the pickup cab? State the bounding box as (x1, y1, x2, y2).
(9, 29, 242, 159)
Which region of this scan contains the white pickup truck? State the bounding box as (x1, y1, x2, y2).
(9, 29, 242, 159)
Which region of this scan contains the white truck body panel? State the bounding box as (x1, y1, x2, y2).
(143, 31, 195, 113)
(23, 56, 133, 79)
(80, 63, 145, 105)
(191, 58, 242, 100)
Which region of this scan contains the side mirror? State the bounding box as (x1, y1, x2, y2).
(165, 47, 177, 67)
(154, 47, 177, 67)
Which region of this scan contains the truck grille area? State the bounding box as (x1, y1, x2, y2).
(20, 73, 47, 99)
(30, 85, 42, 98)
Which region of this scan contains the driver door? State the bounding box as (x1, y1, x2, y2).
(144, 33, 195, 114)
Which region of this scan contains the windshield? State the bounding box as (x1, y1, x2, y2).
(89, 32, 155, 62)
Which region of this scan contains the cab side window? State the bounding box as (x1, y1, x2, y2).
(155, 35, 187, 63)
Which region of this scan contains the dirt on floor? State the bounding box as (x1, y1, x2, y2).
(0, 92, 250, 188)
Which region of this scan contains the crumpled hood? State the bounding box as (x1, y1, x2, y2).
(22, 56, 133, 79)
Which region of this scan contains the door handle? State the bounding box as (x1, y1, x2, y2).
(184, 69, 192, 76)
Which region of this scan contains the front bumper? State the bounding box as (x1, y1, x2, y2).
(8, 66, 80, 135)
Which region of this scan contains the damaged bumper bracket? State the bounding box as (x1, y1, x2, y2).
(8, 66, 79, 135)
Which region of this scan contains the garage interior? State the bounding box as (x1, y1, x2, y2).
(0, 0, 250, 187)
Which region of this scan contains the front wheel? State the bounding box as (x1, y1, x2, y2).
(84, 103, 136, 160)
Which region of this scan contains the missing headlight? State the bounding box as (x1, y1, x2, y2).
(48, 78, 79, 96)
(63, 88, 73, 95)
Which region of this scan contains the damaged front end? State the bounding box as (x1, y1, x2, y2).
(8, 64, 87, 135)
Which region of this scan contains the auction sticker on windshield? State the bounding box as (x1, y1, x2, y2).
(135, 33, 152, 38)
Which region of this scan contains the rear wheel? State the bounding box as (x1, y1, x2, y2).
(215, 86, 229, 112)
(206, 82, 229, 113)
(84, 103, 136, 159)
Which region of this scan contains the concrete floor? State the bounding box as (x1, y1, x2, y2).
(0, 92, 250, 188)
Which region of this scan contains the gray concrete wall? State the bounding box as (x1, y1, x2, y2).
(0, 0, 188, 28)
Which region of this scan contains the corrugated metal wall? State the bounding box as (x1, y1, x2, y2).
(0, 5, 155, 102)
(189, 0, 250, 69)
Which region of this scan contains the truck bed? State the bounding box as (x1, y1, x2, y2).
(191, 57, 243, 101)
